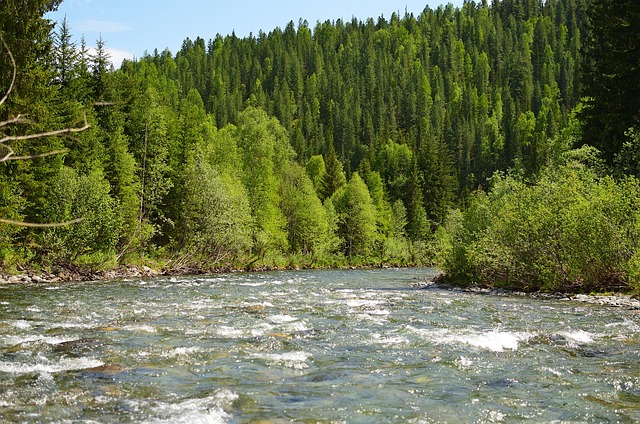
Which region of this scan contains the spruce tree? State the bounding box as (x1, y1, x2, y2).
(319, 139, 346, 201)
(581, 0, 640, 166)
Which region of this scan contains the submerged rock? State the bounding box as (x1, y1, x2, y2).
(82, 363, 124, 373)
(52, 338, 105, 354)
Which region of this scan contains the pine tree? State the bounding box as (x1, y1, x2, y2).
(91, 34, 111, 100)
(319, 139, 346, 201)
(581, 0, 640, 165)
(53, 16, 77, 87)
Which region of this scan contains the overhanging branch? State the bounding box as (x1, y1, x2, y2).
(0, 217, 83, 227)
(0, 35, 87, 227)
(0, 36, 16, 108)
(0, 114, 90, 146)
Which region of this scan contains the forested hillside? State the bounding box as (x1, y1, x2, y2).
(0, 0, 597, 273)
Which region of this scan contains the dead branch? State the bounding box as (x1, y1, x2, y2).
(0, 36, 16, 109)
(0, 113, 89, 148)
(0, 114, 28, 128)
(0, 217, 83, 228)
(6, 148, 70, 161)
(0, 144, 13, 163)
(0, 35, 87, 227)
(1, 35, 90, 164)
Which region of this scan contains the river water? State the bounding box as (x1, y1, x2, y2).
(0, 268, 639, 423)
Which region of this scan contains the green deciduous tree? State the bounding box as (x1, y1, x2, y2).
(332, 172, 377, 258)
(305, 154, 326, 194)
(180, 153, 253, 265)
(279, 162, 331, 257)
(236, 107, 292, 260)
(40, 167, 119, 261)
(435, 157, 640, 293)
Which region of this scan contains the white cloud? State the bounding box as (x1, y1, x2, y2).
(77, 20, 130, 33)
(108, 47, 135, 67)
(87, 46, 135, 68)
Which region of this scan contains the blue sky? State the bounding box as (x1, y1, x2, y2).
(47, 0, 463, 67)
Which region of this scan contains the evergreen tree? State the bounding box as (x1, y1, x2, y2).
(53, 16, 77, 87)
(319, 139, 346, 201)
(581, 0, 640, 165)
(0, 0, 596, 269)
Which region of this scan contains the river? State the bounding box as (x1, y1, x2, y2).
(0, 268, 639, 423)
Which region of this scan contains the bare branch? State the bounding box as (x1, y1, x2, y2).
(0, 145, 14, 163)
(0, 35, 90, 163)
(0, 36, 86, 227)
(0, 36, 16, 108)
(0, 217, 83, 228)
(6, 149, 69, 161)
(63, 134, 83, 144)
(0, 114, 28, 128)
(0, 115, 90, 146)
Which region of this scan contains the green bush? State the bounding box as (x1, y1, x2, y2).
(39, 167, 120, 262)
(180, 156, 253, 265)
(435, 158, 640, 293)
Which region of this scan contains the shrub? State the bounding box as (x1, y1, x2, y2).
(435, 160, 640, 293)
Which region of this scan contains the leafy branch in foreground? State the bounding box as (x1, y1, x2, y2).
(0, 35, 86, 227)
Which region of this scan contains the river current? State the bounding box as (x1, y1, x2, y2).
(0, 268, 639, 423)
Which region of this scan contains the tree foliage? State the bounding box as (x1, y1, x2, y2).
(0, 0, 612, 275)
(435, 155, 640, 293)
(580, 0, 640, 165)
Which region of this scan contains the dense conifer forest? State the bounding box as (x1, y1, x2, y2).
(1, 0, 639, 291)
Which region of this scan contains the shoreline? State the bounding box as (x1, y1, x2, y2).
(0, 264, 164, 284)
(413, 278, 640, 310)
(3, 265, 639, 310)
(0, 262, 401, 285)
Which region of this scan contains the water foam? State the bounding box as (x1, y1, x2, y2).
(2, 334, 80, 346)
(10, 319, 33, 329)
(559, 330, 595, 344)
(122, 324, 157, 333)
(164, 346, 202, 357)
(269, 314, 298, 324)
(283, 321, 309, 332)
(447, 330, 532, 352)
(253, 351, 312, 369)
(0, 357, 104, 374)
(215, 326, 245, 338)
(364, 308, 391, 316)
(409, 326, 533, 352)
(373, 334, 409, 345)
(346, 299, 383, 308)
(250, 323, 274, 337)
(144, 389, 238, 424)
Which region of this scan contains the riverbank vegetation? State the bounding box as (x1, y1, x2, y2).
(0, 0, 638, 293)
(435, 145, 640, 293)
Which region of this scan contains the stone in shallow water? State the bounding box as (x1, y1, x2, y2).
(82, 363, 124, 373)
(52, 338, 105, 354)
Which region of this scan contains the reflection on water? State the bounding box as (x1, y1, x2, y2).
(1, 268, 639, 422)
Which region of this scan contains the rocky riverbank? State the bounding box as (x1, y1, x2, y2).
(0, 263, 316, 285)
(414, 276, 640, 310)
(0, 265, 162, 285)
